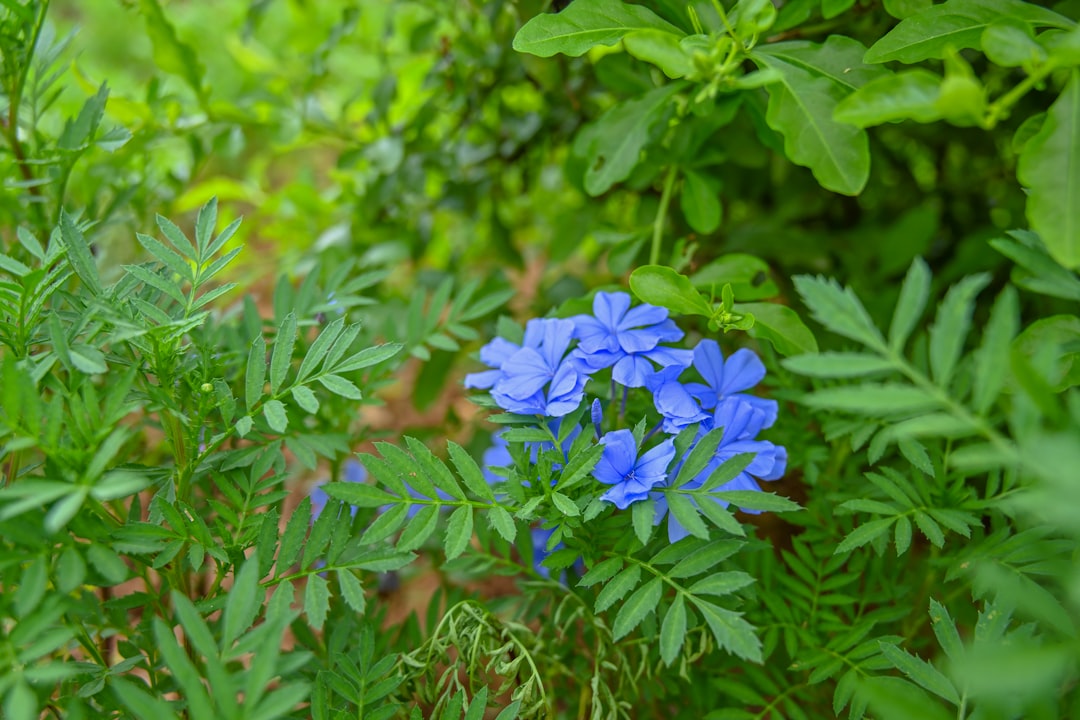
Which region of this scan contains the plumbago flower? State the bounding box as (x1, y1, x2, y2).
(652, 398, 788, 543)
(571, 291, 692, 387)
(685, 340, 778, 427)
(593, 430, 676, 509)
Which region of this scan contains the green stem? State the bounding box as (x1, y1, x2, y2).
(650, 167, 678, 267)
(985, 61, 1061, 129)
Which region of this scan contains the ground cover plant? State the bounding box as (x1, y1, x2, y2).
(0, 0, 1078, 718)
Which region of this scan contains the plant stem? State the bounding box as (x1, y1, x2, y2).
(650, 166, 678, 267)
(984, 61, 1061, 128)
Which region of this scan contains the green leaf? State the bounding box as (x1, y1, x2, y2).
(512, 0, 682, 57)
(690, 253, 779, 301)
(659, 595, 687, 666)
(69, 344, 108, 374)
(270, 313, 297, 395)
(246, 336, 266, 413)
(629, 265, 713, 316)
(138, 0, 205, 98)
(983, 18, 1046, 67)
(153, 617, 214, 718)
(803, 384, 938, 415)
(551, 491, 579, 517)
(836, 516, 895, 554)
(493, 700, 522, 720)
(579, 557, 624, 587)
(580, 85, 682, 195)
(668, 492, 710, 540)
(624, 29, 693, 78)
(739, 302, 820, 356)
(632, 497, 654, 544)
(782, 352, 895, 378)
(990, 230, 1080, 301)
(928, 599, 964, 661)
(712, 491, 801, 513)
(595, 565, 641, 612)
(277, 498, 311, 573)
(889, 257, 932, 351)
(693, 599, 762, 662)
(397, 505, 439, 552)
(316, 374, 362, 400)
(447, 441, 496, 502)
(262, 400, 288, 434)
(793, 275, 885, 350)
(674, 428, 724, 488)
(689, 571, 756, 596)
(696, 496, 746, 536)
(136, 231, 192, 282)
(444, 506, 473, 560)
(680, 168, 722, 234)
(322, 482, 396, 508)
(612, 577, 663, 640)
(834, 70, 944, 126)
(972, 286, 1019, 415)
(1018, 71, 1080, 270)
(928, 273, 990, 387)
(878, 642, 960, 704)
(235, 415, 253, 438)
(222, 551, 261, 647)
(0, 253, 30, 277)
(291, 385, 320, 414)
(59, 211, 101, 295)
(894, 515, 913, 555)
(487, 505, 517, 542)
(334, 342, 403, 373)
(336, 570, 366, 614)
(297, 318, 344, 382)
(304, 573, 330, 630)
(753, 41, 875, 195)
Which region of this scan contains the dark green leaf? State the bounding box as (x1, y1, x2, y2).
(512, 0, 682, 57)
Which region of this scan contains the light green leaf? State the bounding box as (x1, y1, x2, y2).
(69, 345, 108, 374)
(983, 19, 1046, 67)
(291, 385, 320, 414)
(59, 211, 101, 295)
(630, 265, 714, 316)
(712, 491, 801, 513)
(689, 571, 756, 596)
(487, 505, 517, 542)
(579, 557, 624, 588)
(889, 257, 931, 351)
(270, 313, 297, 395)
(321, 482, 396, 508)
(879, 642, 960, 704)
(444, 506, 473, 560)
(659, 595, 687, 666)
(624, 29, 693, 78)
(262, 399, 288, 434)
(222, 551, 260, 647)
(668, 492, 710, 539)
(793, 275, 885, 350)
(235, 415, 253, 438)
(1018, 71, 1080, 270)
(612, 577, 662, 639)
(304, 573, 330, 630)
(512, 0, 682, 58)
(138, 0, 205, 97)
(804, 384, 939, 415)
(447, 441, 496, 501)
(928, 273, 991, 387)
(690, 254, 779, 301)
(316, 374, 362, 400)
(782, 352, 895, 378)
(397, 505, 439, 552)
(834, 70, 944, 126)
(246, 335, 266, 413)
(680, 169, 722, 234)
(632, 497, 654, 544)
(333, 342, 403, 373)
(739, 302, 820, 356)
(580, 85, 682, 196)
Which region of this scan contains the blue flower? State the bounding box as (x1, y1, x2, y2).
(464, 337, 525, 390)
(311, 459, 368, 520)
(592, 429, 676, 509)
(684, 341, 777, 427)
(644, 365, 710, 433)
(571, 292, 692, 387)
(490, 318, 589, 416)
(652, 398, 787, 543)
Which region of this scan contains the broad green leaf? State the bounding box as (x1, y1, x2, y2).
(580, 85, 682, 196)
(246, 335, 266, 413)
(222, 551, 260, 647)
(928, 273, 990, 387)
(595, 565, 641, 612)
(512, 0, 682, 58)
(863, 0, 1074, 64)
(304, 573, 330, 630)
(753, 39, 880, 195)
(983, 18, 1046, 67)
(972, 286, 1019, 414)
(782, 352, 895, 378)
(659, 595, 687, 666)
(834, 70, 944, 126)
(612, 576, 663, 639)
(739, 302, 820, 356)
(629, 265, 714, 316)
(444, 506, 473, 560)
(693, 599, 762, 662)
(690, 254, 779, 301)
(1018, 71, 1080, 270)
(756, 36, 888, 90)
(889, 257, 931, 351)
(878, 642, 960, 704)
(793, 275, 885, 350)
(680, 169, 722, 234)
(269, 313, 297, 394)
(624, 29, 693, 78)
(803, 384, 939, 415)
(316, 374, 362, 400)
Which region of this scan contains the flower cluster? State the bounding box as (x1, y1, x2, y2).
(469, 291, 787, 545)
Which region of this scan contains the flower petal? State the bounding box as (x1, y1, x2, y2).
(720, 348, 766, 395)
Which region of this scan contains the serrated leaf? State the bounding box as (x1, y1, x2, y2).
(270, 313, 297, 394)
(444, 506, 473, 560)
(512, 0, 681, 57)
(696, 496, 746, 536)
(689, 571, 756, 596)
(595, 565, 641, 612)
(222, 551, 260, 647)
(971, 286, 1019, 415)
(397, 505, 439, 552)
(297, 318, 344, 382)
(712, 491, 801, 513)
(246, 336, 266, 413)
(928, 273, 991, 387)
(337, 570, 366, 614)
(277, 499, 311, 573)
(487, 505, 517, 542)
(447, 441, 496, 501)
(551, 491, 579, 517)
(928, 599, 964, 661)
(612, 577, 663, 640)
(894, 516, 913, 555)
(262, 400, 288, 434)
(579, 557, 623, 588)
(782, 352, 895, 378)
(668, 492, 710, 539)
(693, 599, 762, 662)
(59, 211, 101, 295)
(632, 498, 654, 544)
(291, 385, 320, 414)
(334, 343, 403, 373)
(235, 415, 253, 438)
(836, 516, 895, 554)
(878, 642, 960, 704)
(304, 573, 330, 630)
(793, 275, 885, 350)
(321, 482, 396, 508)
(803, 384, 939, 415)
